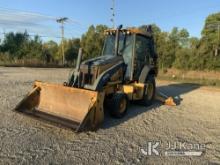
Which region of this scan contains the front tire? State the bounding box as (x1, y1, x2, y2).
(108, 93, 128, 118)
(141, 75, 156, 106)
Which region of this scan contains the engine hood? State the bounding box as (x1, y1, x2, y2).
(81, 55, 124, 66)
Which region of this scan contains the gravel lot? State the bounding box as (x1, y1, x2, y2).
(0, 67, 219, 164)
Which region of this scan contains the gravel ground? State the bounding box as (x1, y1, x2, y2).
(0, 67, 219, 165)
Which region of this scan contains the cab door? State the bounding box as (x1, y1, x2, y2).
(133, 34, 152, 80)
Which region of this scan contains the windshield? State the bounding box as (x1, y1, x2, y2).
(102, 33, 133, 56)
(102, 33, 134, 79)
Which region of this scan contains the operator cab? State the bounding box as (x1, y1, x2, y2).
(102, 28, 157, 81)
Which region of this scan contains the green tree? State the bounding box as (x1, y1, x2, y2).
(81, 25, 108, 59)
(43, 40, 59, 63)
(26, 35, 43, 59)
(1, 31, 29, 59)
(65, 38, 80, 64)
(197, 12, 220, 70)
(201, 12, 220, 46)
(179, 28, 190, 47)
(173, 48, 191, 70)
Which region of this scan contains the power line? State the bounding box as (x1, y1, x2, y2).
(0, 20, 49, 27)
(0, 32, 62, 39)
(0, 21, 59, 38)
(0, 20, 82, 40)
(0, 6, 56, 20)
(0, 7, 86, 28)
(0, 9, 60, 37)
(0, 20, 83, 39)
(0, 7, 85, 40)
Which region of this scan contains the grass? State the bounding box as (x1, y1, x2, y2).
(1, 61, 220, 88)
(158, 75, 220, 88)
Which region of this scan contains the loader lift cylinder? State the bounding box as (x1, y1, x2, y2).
(68, 48, 83, 87)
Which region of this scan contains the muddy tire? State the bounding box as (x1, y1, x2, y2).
(141, 75, 156, 106)
(109, 93, 128, 118)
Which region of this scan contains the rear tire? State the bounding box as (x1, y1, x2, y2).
(141, 75, 156, 106)
(108, 93, 128, 118)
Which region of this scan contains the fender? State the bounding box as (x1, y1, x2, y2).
(84, 61, 126, 91)
(138, 65, 156, 83)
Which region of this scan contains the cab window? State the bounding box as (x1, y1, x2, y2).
(134, 35, 151, 79)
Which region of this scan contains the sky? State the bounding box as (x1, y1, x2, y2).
(0, 0, 219, 41)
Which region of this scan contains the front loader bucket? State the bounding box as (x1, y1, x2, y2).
(14, 81, 104, 132)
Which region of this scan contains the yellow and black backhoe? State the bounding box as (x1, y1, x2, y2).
(15, 25, 175, 132)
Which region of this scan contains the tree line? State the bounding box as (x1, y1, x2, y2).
(0, 12, 220, 70)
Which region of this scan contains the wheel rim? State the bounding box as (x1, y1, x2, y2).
(119, 98, 126, 113)
(146, 83, 154, 100)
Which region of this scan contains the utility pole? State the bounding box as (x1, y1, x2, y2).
(56, 17, 68, 65)
(110, 0, 115, 28)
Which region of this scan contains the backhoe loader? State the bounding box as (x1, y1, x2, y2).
(15, 25, 175, 132)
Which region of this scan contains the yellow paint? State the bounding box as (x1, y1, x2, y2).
(123, 85, 134, 100)
(123, 83, 145, 100)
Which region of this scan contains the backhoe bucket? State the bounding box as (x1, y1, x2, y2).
(14, 81, 104, 132)
(155, 91, 176, 106)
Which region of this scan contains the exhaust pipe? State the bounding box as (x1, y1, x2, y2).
(115, 25, 123, 56)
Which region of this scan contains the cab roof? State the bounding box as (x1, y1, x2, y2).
(104, 28, 153, 38)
